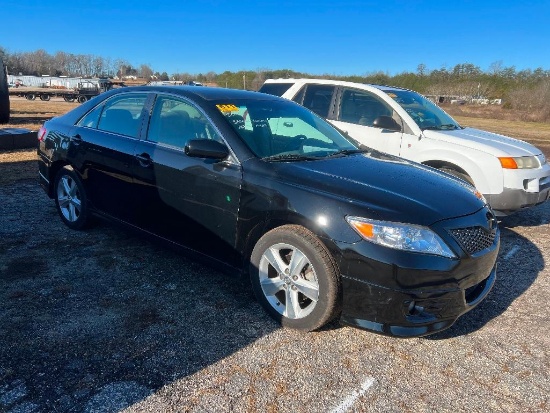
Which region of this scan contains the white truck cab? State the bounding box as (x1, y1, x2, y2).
(259, 78, 550, 215)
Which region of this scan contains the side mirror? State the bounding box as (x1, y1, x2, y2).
(372, 116, 401, 132)
(185, 139, 230, 160)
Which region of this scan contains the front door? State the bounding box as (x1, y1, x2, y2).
(331, 88, 403, 155)
(131, 94, 242, 267)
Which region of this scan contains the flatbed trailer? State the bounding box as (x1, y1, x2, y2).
(10, 86, 98, 103)
(8, 79, 126, 103)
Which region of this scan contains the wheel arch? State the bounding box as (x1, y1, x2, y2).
(46, 160, 73, 197)
(422, 160, 470, 177)
(239, 212, 345, 275)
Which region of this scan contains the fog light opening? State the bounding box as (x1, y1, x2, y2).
(407, 301, 425, 316)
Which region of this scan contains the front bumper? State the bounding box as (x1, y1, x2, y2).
(340, 265, 496, 337)
(336, 206, 500, 337)
(486, 185, 550, 215)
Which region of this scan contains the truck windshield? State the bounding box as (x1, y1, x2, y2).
(383, 89, 462, 131)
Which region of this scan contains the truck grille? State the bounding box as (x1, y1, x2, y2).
(449, 227, 496, 255)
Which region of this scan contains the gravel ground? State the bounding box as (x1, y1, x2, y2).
(0, 149, 549, 413)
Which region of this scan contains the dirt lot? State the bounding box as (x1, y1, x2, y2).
(1, 100, 549, 412)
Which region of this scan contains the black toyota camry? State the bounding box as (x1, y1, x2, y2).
(37, 86, 499, 337)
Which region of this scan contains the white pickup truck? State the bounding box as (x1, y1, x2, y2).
(259, 78, 550, 216)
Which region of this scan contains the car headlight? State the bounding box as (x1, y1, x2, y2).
(499, 156, 541, 169)
(346, 216, 456, 258)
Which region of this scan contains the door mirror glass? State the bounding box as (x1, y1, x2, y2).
(372, 115, 402, 132)
(185, 139, 229, 159)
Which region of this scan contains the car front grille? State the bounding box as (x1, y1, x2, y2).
(449, 226, 496, 255)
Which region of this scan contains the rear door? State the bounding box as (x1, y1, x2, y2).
(291, 83, 337, 119)
(131, 94, 242, 266)
(72, 92, 150, 219)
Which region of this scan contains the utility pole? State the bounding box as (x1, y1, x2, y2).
(243, 74, 246, 90)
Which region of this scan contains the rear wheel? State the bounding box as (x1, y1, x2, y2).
(77, 95, 87, 103)
(64, 96, 75, 102)
(54, 166, 90, 230)
(250, 225, 341, 331)
(39, 94, 50, 101)
(25, 93, 36, 100)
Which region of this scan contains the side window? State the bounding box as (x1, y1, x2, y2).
(96, 94, 148, 138)
(147, 96, 222, 148)
(296, 85, 336, 118)
(339, 89, 393, 126)
(77, 105, 103, 128)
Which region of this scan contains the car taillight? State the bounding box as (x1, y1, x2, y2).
(38, 126, 47, 142)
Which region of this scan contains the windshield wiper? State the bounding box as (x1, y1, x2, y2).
(439, 124, 459, 130)
(422, 124, 459, 131)
(262, 153, 320, 162)
(325, 148, 370, 158)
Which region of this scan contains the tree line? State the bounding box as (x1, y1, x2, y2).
(2, 46, 549, 121)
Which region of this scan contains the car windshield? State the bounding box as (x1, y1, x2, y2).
(215, 99, 360, 160)
(382, 89, 462, 131)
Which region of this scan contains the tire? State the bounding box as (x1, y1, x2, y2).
(250, 225, 341, 331)
(77, 95, 87, 103)
(64, 96, 75, 102)
(39, 94, 50, 101)
(440, 167, 475, 186)
(54, 166, 90, 230)
(26, 93, 36, 100)
(0, 58, 9, 123)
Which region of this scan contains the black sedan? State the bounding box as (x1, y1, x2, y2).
(37, 86, 499, 337)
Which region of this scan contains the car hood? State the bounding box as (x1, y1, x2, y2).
(270, 152, 485, 227)
(422, 127, 542, 157)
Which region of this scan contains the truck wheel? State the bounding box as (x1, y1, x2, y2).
(77, 95, 87, 103)
(40, 94, 50, 101)
(26, 93, 36, 101)
(440, 168, 475, 186)
(64, 96, 75, 102)
(0, 58, 9, 123)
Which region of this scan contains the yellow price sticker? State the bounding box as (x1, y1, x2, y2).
(216, 104, 239, 113)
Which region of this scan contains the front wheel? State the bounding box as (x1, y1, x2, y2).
(250, 225, 341, 331)
(54, 166, 90, 230)
(440, 167, 475, 186)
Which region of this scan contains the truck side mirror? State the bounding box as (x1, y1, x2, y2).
(372, 116, 401, 132)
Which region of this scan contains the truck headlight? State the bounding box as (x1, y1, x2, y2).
(499, 156, 541, 169)
(347, 216, 456, 258)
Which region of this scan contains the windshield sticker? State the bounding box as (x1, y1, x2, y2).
(216, 104, 239, 113)
(387, 93, 398, 99)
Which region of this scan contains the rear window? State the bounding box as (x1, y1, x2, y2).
(258, 82, 293, 97)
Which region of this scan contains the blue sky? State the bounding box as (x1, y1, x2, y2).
(3, 0, 550, 76)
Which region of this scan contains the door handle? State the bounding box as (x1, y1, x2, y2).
(135, 153, 152, 167)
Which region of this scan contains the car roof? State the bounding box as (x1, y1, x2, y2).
(262, 78, 407, 92)
(116, 85, 280, 102)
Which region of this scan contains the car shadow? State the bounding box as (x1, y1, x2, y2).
(0, 164, 279, 412)
(1, 158, 549, 410)
(426, 202, 549, 340)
